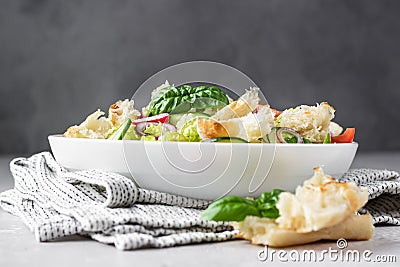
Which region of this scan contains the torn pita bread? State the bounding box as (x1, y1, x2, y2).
(276, 167, 369, 233)
(235, 214, 374, 247)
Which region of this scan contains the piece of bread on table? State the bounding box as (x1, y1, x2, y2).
(233, 167, 374, 247)
(276, 167, 369, 233)
(235, 214, 374, 247)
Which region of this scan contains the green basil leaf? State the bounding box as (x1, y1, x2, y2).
(149, 85, 229, 115)
(202, 189, 285, 222)
(258, 205, 280, 219)
(255, 189, 284, 218)
(304, 138, 312, 144)
(255, 189, 284, 205)
(201, 196, 260, 222)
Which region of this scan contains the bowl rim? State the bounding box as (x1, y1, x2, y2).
(48, 134, 358, 147)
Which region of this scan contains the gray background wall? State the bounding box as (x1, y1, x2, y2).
(1, 0, 399, 154)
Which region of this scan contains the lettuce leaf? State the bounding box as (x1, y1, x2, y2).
(123, 125, 140, 140)
(160, 132, 188, 142)
(180, 118, 201, 142)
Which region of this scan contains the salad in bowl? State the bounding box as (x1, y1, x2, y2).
(63, 81, 355, 144)
(51, 81, 358, 199)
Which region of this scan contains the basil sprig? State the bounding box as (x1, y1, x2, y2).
(201, 189, 284, 222)
(149, 85, 229, 115)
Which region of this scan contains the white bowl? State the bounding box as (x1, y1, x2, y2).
(48, 135, 358, 200)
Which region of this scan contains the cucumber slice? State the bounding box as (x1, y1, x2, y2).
(262, 127, 278, 143)
(169, 114, 184, 126)
(107, 119, 132, 140)
(169, 112, 210, 126)
(202, 137, 249, 143)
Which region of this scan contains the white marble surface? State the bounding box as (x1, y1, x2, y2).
(1, 152, 400, 267)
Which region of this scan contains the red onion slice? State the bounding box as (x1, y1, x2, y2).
(276, 127, 304, 143)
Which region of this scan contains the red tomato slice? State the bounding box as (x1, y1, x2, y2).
(331, 128, 355, 143)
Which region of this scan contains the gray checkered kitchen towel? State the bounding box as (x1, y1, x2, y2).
(0, 152, 236, 250)
(1, 152, 399, 250)
(340, 169, 400, 225)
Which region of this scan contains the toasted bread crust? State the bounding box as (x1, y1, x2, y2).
(279, 102, 335, 142)
(212, 87, 260, 121)
(108, 99, 140, 126)
(63, 110, 112, 139)
(197, 118, 229, 139)
(108, 103, 122, 126)
(198, 106, 275, 141)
